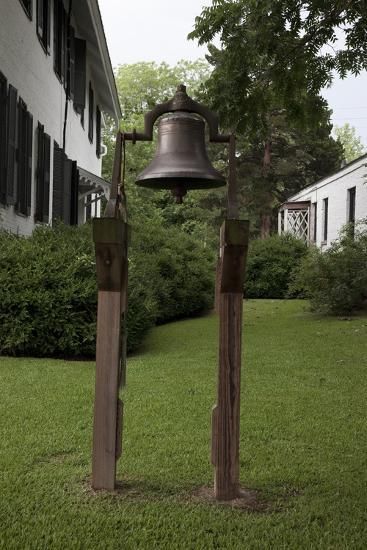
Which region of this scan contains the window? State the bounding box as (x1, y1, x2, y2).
(347, 187, 356, 238)
(88, 83, 94, 143)
(347, 187, 356, 224)
(16, 98, 33, 216)
(312, 202, 317, 243)
(96, 106, 101, 158)
(35, 123, 51, 222)
(322, 198, 328, 243)
(52, 144, 79, 225)
(54, 0, 66, 81)
(19, 0, 33, 19)
(0, 72, 7, 204)
(37, 0, 51, 53)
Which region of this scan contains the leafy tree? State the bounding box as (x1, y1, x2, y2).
(188, 1, 367, 235)
(189, 1, 367, 135)
(334, 123, 366, 163)
(236, 110, 343, 234)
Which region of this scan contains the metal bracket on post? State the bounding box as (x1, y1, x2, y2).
(212, 219, 249, 500)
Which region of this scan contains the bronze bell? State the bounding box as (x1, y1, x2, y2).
(136, 111, 226, 203)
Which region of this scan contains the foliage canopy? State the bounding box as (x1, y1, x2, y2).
(334, 123, 366, 163)
(189, 1, 367, 135)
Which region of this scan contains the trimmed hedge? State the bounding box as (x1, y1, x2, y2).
(245, 234, 308, 298)
(0, 221, 214, 357)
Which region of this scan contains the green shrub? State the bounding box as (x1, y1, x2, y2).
(130, 216, 214, 324)
(289, 223, 367, 315)
(245, 234, 308, 298)
(0, 220, 214, 358)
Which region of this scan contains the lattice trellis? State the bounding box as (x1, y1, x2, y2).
(287, 209, 309, 241)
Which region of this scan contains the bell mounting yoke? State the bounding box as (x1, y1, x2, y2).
(123, 84, 231, 145)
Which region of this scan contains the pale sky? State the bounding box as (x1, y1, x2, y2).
(99, 0, 367, 147)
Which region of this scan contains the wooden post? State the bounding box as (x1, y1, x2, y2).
(92, 217, 128, 490)
(212, 219, 249, 500)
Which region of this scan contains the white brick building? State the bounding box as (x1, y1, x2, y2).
(278, 154, 367, 247)
(0, 0, 121, 235)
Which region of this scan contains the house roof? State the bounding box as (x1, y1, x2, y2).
(283, 152, 367, 204)
(73, 0, 121, 122)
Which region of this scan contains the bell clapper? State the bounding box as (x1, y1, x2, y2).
(171, 185, 187, 204)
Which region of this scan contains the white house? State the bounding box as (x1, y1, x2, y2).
(0, 0, 121, 235)
(278, 154, 367, 247)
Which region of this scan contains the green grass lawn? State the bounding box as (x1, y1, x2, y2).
(0, 300, 366, 549)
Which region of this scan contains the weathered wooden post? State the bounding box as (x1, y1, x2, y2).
(92, 133, 127, 490)
(212, 219, 249, 500)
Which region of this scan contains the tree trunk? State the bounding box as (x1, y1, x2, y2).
(260, 213, 272, 238)
(260, 140, 272, 239)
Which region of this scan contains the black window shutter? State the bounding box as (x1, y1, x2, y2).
(37, 0, 51, 52)
(70, 161, 79, 225)
(35, 122, 44, 221)
(69, 26, 76, 100)
(63, 157, 72, 224)
(0, 72, 7, 203)
(52, 144, 64, 221)
(19, 0, 33, 19)
(17, 98, 28, 215)
(96, 106, 101, 158)
(73, 39, 86, 113)
(6, 85, 18, 205)
(54, 0, 64, 79)
(43, 133, 50, 222)
(25, 111, 33, 216)
(61, 7, 67, 84)
(36, 0, 44, 38)
(46, 0, 51, 52)
(53, 0, 60, 75)
(88, 83, 94, 143)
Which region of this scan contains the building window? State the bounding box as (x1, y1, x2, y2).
(347, 187, 356, 238)
(96, 106, 101, 158)
(52, 144, 79, 225)
(312, 202, 317, 243)
(16, 98, 33, 216)
(347, 187, 356, 224)
(37, 0, 50, 52)
(54, 0, 66, 81)
(19, 0, 33, 19)
(88, 83, 94, 143)
(35, 123, 51, 222)
(0, 72, 7, 204)
(322, 198, 328, 243)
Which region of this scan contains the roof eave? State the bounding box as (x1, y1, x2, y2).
(87, 0, 121, 123)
